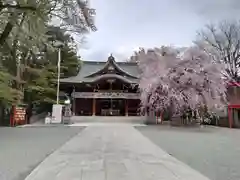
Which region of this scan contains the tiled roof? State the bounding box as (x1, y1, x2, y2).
(60, 57, 140, 84)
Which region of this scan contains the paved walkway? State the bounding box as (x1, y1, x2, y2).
(25, 124, 210, 180)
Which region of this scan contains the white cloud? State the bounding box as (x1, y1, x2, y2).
(178, 0, 240, 21)
(79, 0, 240, 61)
(79, 45, 140, 62)
(112, 45, 140, 61)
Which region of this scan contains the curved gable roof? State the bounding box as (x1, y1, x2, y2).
(85, 55, 138, 79)
(59, 56, 140, 84)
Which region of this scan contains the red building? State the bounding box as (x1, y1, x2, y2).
(59, 55, 141, 116)
(227, 82, 240, 128)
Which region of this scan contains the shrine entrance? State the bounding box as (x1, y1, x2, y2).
(60, 55, 142, 117)
(95, 98, 125, 116)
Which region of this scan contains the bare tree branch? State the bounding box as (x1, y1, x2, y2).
(196, 20, 240, 81)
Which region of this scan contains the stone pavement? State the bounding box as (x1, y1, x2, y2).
(0, 126, 84, 180)
(25, 124, 210, 180)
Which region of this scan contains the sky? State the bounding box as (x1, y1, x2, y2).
(79, 0, 240, 62)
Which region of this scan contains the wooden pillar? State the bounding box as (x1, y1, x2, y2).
(72, 98, 76, 116)
(228, 106, 233, 128)
(125, 99, 128, 116)
(92, 98, 96, 116)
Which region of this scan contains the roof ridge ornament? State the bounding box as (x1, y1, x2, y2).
(108, 53, 115, 62)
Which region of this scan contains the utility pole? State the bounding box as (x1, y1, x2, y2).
(56, 48, 61, 104)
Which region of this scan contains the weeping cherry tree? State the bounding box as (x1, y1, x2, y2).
(137, 46, 228, 123)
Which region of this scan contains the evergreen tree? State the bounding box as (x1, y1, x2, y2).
(24, 26, 81, 114)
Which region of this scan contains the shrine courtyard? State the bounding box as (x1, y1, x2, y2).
(0, 122, 240, 180)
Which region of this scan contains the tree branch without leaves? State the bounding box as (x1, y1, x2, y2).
(196, 20, 240, 81)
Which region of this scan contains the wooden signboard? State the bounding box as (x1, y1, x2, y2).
(10, 106, 26, 126)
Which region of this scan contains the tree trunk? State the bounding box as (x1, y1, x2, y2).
(0, 22, 13, 45)
(0, 11, 18, 45)
(26, 103, 32, 124)
(170, 113, 182, 126)
(145, 109, 156, 124)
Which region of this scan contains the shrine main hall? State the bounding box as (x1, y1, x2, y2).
(59, 55, 140, 116)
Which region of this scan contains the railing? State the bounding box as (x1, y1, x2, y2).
(72, 92, 140, 99)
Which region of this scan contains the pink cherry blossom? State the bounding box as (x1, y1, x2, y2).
(136, 46, 228, 115)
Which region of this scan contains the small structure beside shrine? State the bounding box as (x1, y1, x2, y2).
(226, 82, 240, 128)
(59, 55, 141, 116)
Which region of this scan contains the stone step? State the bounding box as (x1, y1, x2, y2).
(70, 116, 145, 124)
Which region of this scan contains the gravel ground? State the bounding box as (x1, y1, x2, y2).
(0, 126, 84, 180)
(136, 125, 240, 180)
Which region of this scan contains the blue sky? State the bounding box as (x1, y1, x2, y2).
(79, 0, 239, 61)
